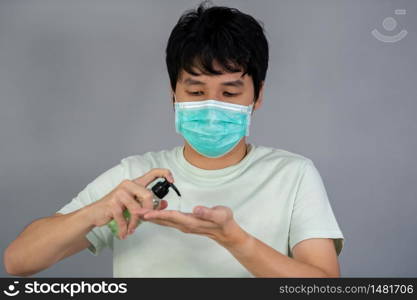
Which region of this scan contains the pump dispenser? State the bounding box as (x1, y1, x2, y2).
(107, 178, 181, 239)
(151, 179, 181, 208)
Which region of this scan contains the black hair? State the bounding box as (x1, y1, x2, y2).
(165, 1, 269, 102)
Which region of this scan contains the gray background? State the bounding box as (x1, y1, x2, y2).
(1, 0, 416, 277)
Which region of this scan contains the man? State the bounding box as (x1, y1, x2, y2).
(4, 2, 344, 277)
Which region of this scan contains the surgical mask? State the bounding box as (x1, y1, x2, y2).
(174, 96, 254, 158)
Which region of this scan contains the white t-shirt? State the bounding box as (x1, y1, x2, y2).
(56, 143, 344, 277)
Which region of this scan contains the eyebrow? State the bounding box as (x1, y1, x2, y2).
(183, 77, 244, 87)
(222, 80, 244, 87)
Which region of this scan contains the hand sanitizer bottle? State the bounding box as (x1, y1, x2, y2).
(107, 178, 181, 239)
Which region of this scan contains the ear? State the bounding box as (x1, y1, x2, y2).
(253, 81, 265, 111)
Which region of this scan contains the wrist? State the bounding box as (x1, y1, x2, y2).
(77, 204, 99, 229)
(216, 221, 252, 249)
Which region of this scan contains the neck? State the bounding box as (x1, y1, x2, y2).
(183, 138, 249, 170)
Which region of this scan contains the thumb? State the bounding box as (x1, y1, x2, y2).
(157, 200, 168, 210)
(192, 206, 213, 220)
(193, 205, 231, 224)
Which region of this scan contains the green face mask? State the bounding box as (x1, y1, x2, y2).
(174, 98, 253, 158)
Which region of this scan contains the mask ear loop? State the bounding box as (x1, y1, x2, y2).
(174, 96, 181, 134)
(243, 102, 254, 136)
(250, 98, 257, 115)
(172, 93, 182, 133)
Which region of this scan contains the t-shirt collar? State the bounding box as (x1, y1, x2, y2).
(174, 143, 256, 183)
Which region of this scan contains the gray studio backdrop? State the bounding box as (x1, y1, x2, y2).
(1, 0, 416, 277)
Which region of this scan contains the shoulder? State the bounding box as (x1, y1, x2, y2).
(251, 144, 313, 171)
(119, 146, 180, 173)
(76, 147, 179, 195)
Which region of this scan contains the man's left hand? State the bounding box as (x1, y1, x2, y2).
(141, 205, 248, 246)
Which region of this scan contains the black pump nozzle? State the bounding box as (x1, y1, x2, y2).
(151, 178, 181, 199)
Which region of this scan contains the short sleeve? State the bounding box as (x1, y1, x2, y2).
(289, 159, 345, 257)
(56, 161, 127, 256)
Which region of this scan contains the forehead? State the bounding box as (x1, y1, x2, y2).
(178, 69, 251, 85)
(178, 58, 251, 85)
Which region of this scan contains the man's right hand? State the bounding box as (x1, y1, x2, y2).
(85, 168, 175, 239)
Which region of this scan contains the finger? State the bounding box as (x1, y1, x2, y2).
(116, 188, 145, 233)
(121, 180, 154, 210)
(122, 202, 141, 234)
(144, 210, 215, 229)
(146, 218, 197, 235)
(193, 206, 230, 224)
(143, 210, 179, 220)
(147, 216, 215, 234)
(129, 214, 142, 234)
(158, 200, 168, 210)
(146, 218, 178, 228)
(137, 207, 153, 223)
(133, 168, 175, 187)
(153, 199, 168, 210)
(112, 205, 128, 239)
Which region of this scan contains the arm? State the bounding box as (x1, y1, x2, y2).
(3, 208, 94, 277)
(3, 168, 174, 277)
(218, 224, 340, 278)
(142, 206, 341, 278)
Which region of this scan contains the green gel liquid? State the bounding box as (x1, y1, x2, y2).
(107, 210, 142, 239)
(107, 200, 159, 238)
